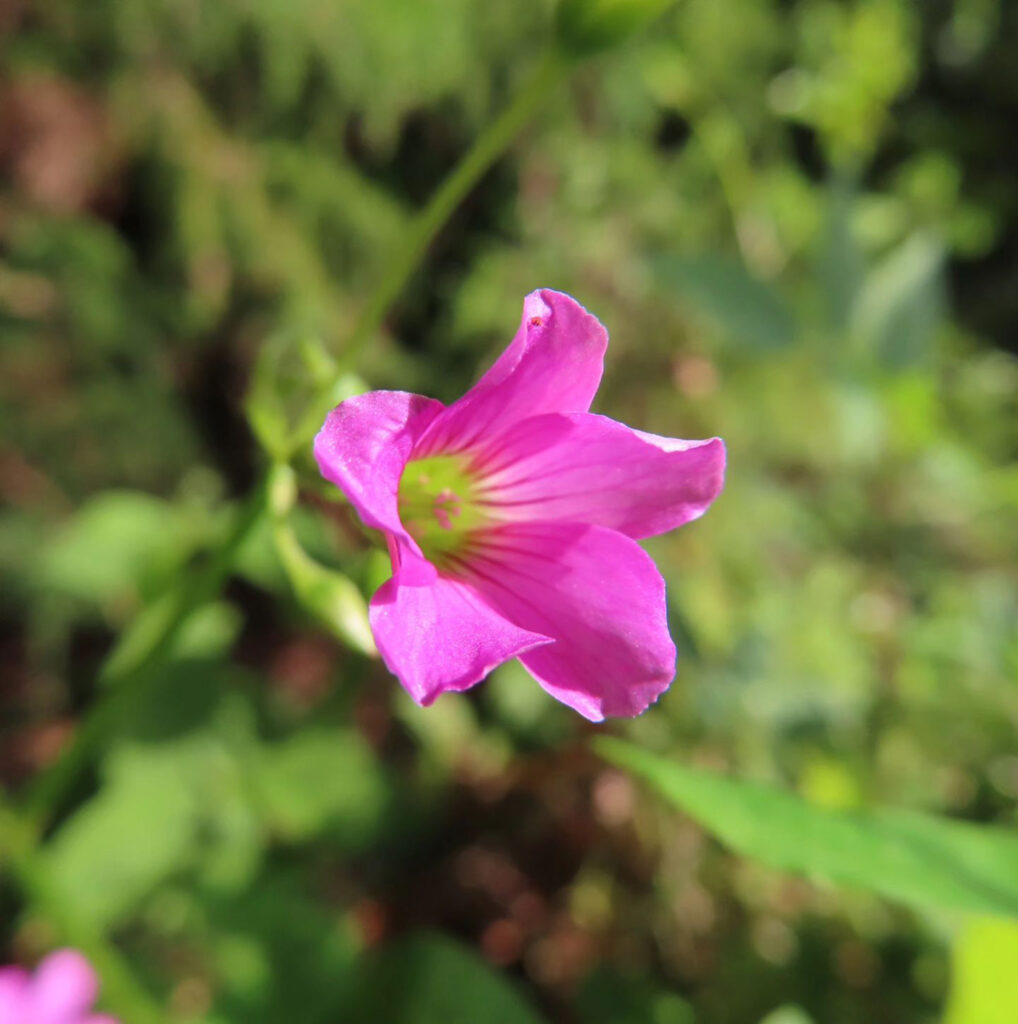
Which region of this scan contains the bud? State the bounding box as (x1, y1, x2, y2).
(555, 0, 675, 56)
(274, 521, 376, 656)
(267, 461, 297, 519)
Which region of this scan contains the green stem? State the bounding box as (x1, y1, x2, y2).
(289, 49, 571, 454)
(345, 50, 567, 364)
(0, 796, 165, 1024)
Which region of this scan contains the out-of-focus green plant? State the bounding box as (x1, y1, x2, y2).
(556, 0, 676, 55)
(598, 738, 1018, 918)
(1, 0, 1016, 1022)
(944, 918, 1018, 1024)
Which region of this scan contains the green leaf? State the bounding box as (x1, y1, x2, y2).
(657, 254, 796, 351)
(37, 491, 187, 608)
(759, 1009, 815, 1024)
(852, 232, 946, 368)
(202, 877, 361, 1024)
(576, 966, 694, 1024)
(944, 917, 1018, 1024)
(556, 0, 675, 55)
(44, 746, 197, 928)
(256, 728, 391, 846)
(819, 175, 864, 334)
(45, 663, 270, 925)
(596, 738, 1018, 918)
(349, 932, 546, 1024)
(245, 336, 295, 462)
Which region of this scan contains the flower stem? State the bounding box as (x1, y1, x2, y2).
(289, 49, 571, 454)
(347, 50, 566, 365)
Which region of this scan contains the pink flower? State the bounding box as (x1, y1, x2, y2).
(0, 950, 119, 1024)
(315, 290, 725, 720)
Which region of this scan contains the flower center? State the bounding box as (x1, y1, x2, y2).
(397, 453, 488, 566)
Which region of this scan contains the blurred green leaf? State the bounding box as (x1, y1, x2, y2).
(111, 659, 228, 742)
(245, 336, 295, 461)
(267, 462, 298, 519)
(349, 932, 546, 1023)
(556, 0, 675, 55)
(37, 491, 187, 608)
(44, 745, 197, 928)
(171, 599, 244, 661)
(759, 1009, 815, 1024)
(256, 728, 390, 846)
(944, 917, 1018, 1024)
(203, 877, 361, 1024)
(792, 0, 918, 163)
(657, 254, 796, 350)
(45, 662, 270, 925)
(819, 176, 865, 333)
(852, 232, 946, 368)
(597, 738, 1018, 918)
(577, 966, 694, 1024)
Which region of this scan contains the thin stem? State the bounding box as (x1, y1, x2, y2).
(289, 49, 571, 454)
(345, 50, 567, 365)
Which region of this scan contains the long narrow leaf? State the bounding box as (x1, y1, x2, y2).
(597, 738, 1018, 918)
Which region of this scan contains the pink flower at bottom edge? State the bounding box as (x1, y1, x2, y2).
(0, 950, 120, 1024)
(314, 289, 726, 720)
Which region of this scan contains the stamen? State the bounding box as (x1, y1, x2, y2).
(433, 488, 460, 531)
(397, 453, 490, 568)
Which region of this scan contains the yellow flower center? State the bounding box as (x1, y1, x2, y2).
(397, 454, 489, 567)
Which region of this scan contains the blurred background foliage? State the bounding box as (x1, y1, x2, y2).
(1, 0, 1017, 1022)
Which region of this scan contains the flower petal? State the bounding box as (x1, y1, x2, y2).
(415, 290, 608, 456)
(456, 522, 676, 720)
(30, 950, 98, 1023)
(369, 545, 552, 706)
(477, 412, 725, 539)
(0, 967, 31, 1021)
(314, 390, 445, 543)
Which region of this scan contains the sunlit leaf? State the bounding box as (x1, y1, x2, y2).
(759, 1008, 815, 1024)
(45, 662, 272, 925)
(597, 738, 1018, 918)
(944, 917, 1018, 1024)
